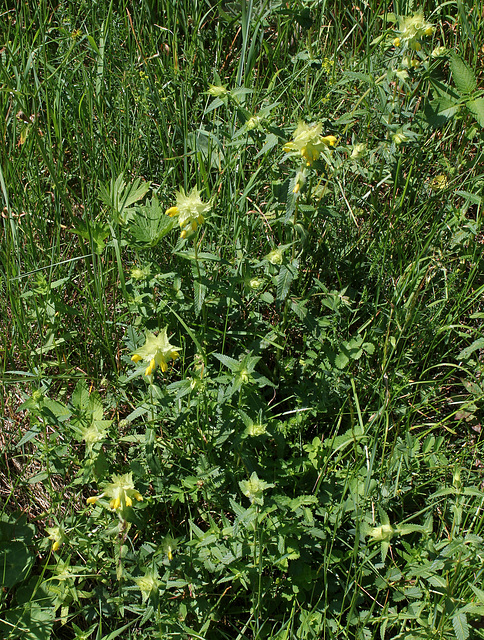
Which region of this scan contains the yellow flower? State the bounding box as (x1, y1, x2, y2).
(395, 10, 434, 49)
(430, 174, 448, 190)
(161, 535, 178, 561)
(284, 122, 337, 166)
(431, 46, 446, 58)
(368, 523, 394, 542)
(246, 115, 262, 130)
(87, 472, 143, 512)
(166, 186, 212, 238)
(239, 471, 274, 506)
(45, 526, 67, 552)
(131, 328, 180, 376)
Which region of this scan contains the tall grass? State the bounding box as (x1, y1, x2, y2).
(1, 1, 484, 638)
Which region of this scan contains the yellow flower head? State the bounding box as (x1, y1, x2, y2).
(396, 10, 434, 48)
(430, 174, 448, 190)
(284, 122, 337, 166)
(166, 186, 212, 238)
(368, 523, 394, 542)
(87, 472, 143, 512)
(45, 526, 67, 552)
(131, 327, 180, 376)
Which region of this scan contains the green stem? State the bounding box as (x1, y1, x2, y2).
(193, 232, 201, 282)
(291, 197, 300, 262)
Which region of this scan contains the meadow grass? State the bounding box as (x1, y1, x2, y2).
(1, 1, 484, 638)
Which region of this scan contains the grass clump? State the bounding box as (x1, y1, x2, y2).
(1, 1, 484, 638)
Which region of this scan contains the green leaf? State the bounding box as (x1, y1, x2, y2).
(285, 189, 296, 222)
(69, 219, 110, 254)
(334, 350, 349, 369)
(72, 380, 90, 413)
(277, 260, 298, 301)
(213, 353, 240, 371)
(193, 279, 206, 317)
(99, 173, 150, 224)
(255, 132, 278, 159)
(0, 540, 34, 587)
(458, 337, 484, 361)
(470, 584, 484, 604)
(0, 603, 54, 640)
(466, 97, 484, 127)
(128, 196, 173, 247)
(450, 54, 477, 96)
(452, 612, 469, 640)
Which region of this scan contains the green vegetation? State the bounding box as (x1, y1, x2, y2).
(1, 0, 484, 638)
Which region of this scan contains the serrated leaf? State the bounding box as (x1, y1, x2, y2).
(285, 188, 296, 222)
(69, 219, 110, 254)
(193, 279, 206, 317)
(213, 353, 240, 371)
(470, 584, 484, 604)
(452, 612, 469, 640)
(72, 380, 90, 412)
(43, 398, 71, 422)
(88, 390, 104, 421)
(427, 574, 447, 589)
(128, 196, 173, 246)
(450, 54, 477, 95)
(260, 291, 274, 304)
(99, 173, 150, 224)
(363, 342, 375, 355)
(334, 350, 349, 369)
(204, 97, 225, 114)
(119, 177, 151, 209)
(290, 299, 308, 320)
(432, 97, 461, 118)
(0, 540, 34, 588)
(455, 190, 482, 205)
(458, 337, 484, 361)
(466, 97, 484, 127)
(423, 99, 456, 127)
(255, 133, 278, 159)
(277, 261, 298, 301)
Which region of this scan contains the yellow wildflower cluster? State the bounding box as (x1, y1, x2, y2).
(284, 122, 337, 166)
(86, 472, 143, 512)
(131, 327, 180, 377)
(393, 10, 434, 50)
(166, 186, 212, 238)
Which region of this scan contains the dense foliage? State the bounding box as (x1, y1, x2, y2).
(1, 1, 484, 638)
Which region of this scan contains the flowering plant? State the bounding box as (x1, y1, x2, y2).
(86, 472, 143, 513)
(284, 121, 337, 166)
(131, 327, 180, 376)
(166, 186, 212, 238)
